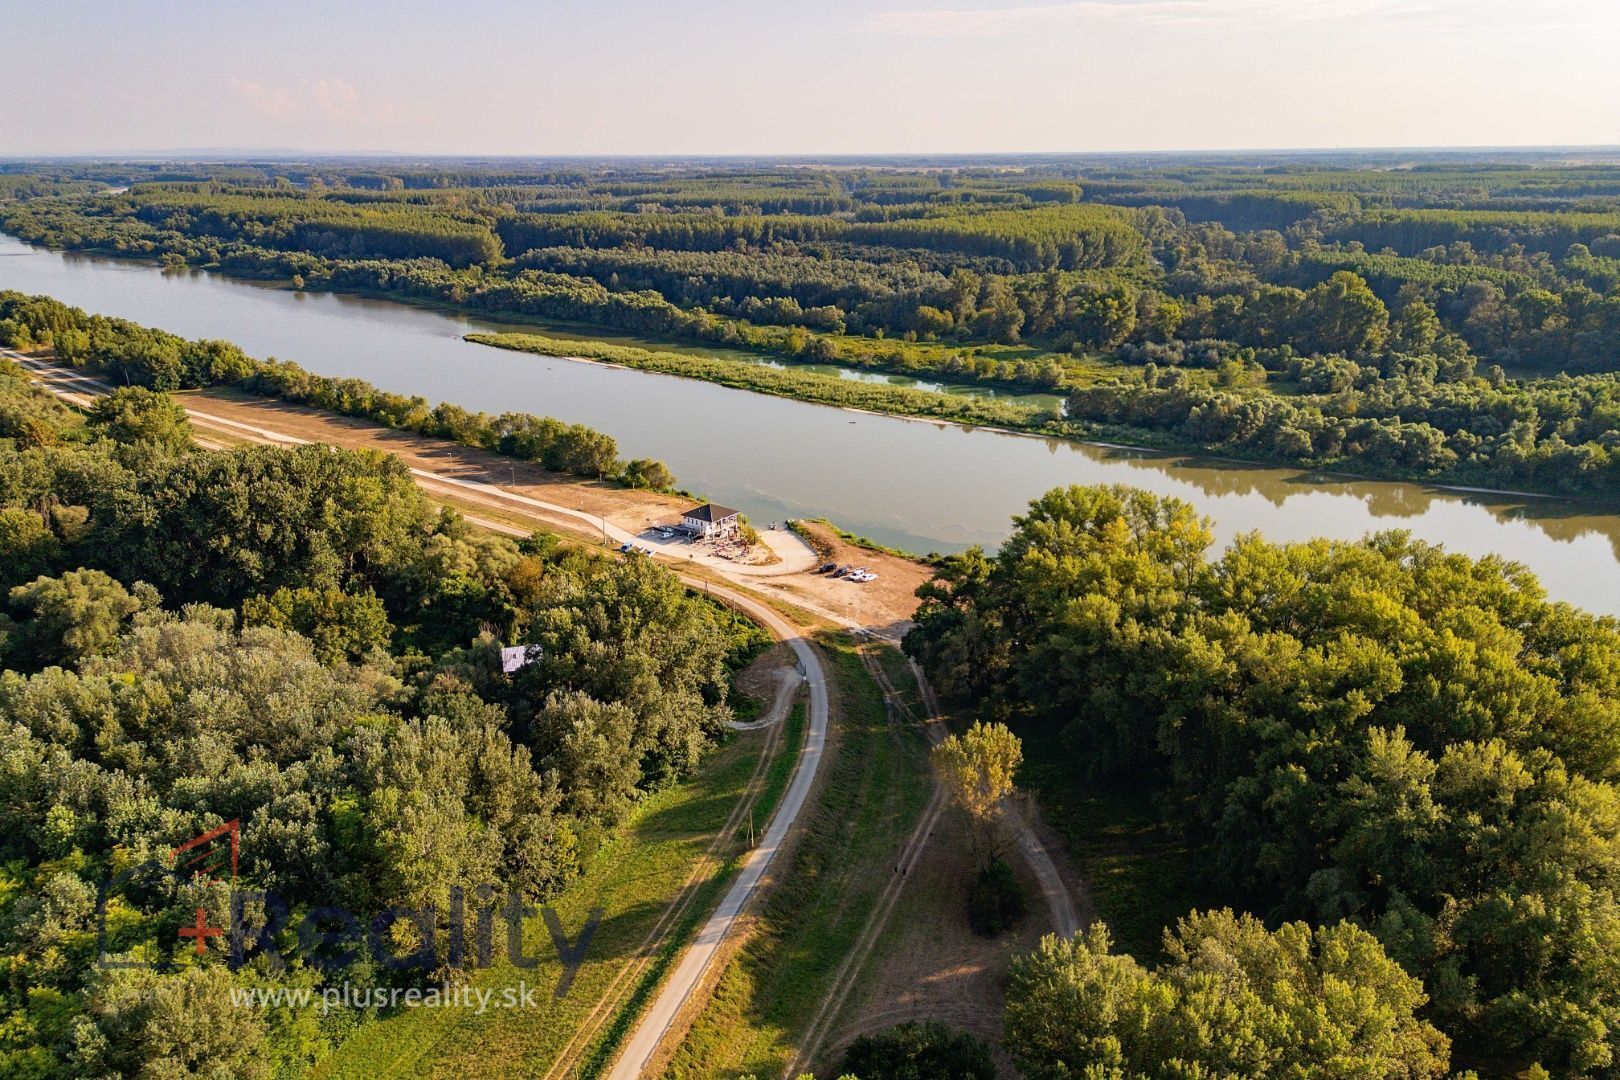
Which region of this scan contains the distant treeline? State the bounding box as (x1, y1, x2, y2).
(6, 169, 1619, 376)
(1328, 208, 1620, 257)
(128, 188, 503, 267)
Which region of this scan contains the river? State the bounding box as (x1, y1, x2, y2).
(3, 232, 1619, 617)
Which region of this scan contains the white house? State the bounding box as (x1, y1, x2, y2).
(682, 503, 741, 538)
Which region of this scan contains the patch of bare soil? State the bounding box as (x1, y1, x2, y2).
(728, 644, 803, 730)
(732, 642, 795, 701)
(184, 386, 690, 534)
(184, 388, 937, 636)
(813, 805, 1047, 1078)
(773, 521, 934, 639)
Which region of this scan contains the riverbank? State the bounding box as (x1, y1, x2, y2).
(465, 331, 1048, 430)
(13, 351, 941, 632)
(0, 228, 1068, 407)
(7, 236, 1620, 614)
(468, 330, 1616, 509)
(7, 228, 1613, 507)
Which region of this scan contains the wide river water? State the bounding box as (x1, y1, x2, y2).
(4, 232, 1620, 617)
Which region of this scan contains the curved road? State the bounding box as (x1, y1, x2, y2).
(7, 351, 833, 1080)
(605, 581, 827, 1080)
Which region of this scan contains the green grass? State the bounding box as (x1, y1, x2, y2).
(872, 645, 927, 723)
(308, 726, 773, 1079)
(660, 636, 932, 1079)
(729, 693, 764, 726)
(466, 332, 1049, 432)
(1013, 719, 1213, 959)
(574, 701, 806, 1079)
(574, 857, 741, 1080)
(803, 516, 938, 563)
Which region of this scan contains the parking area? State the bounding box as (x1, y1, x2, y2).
(621, 519, 818, 573)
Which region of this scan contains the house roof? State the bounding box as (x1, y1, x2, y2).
(684, 503, 739, 523)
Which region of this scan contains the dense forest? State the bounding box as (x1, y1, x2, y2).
(0, 353, 765, 1076)
(905, 483, 1620, 1077)
(3, 156, 1620, 498)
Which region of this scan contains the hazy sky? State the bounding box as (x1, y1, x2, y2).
(3, 0, 1619, 156)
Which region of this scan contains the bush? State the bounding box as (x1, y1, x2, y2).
(965, 857, 1025, 937)
(838, 1021, 996, 1080)
(620, 457, 674, 490)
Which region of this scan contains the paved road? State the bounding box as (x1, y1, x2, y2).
(7, 352, 833, 1079)
(605, 580, 827, 1080)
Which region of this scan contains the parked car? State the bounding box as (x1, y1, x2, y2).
(818, 562, 837, 574)
(618, 543, 633, 553)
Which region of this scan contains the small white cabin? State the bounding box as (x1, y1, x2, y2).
(682, 503, 740, 538)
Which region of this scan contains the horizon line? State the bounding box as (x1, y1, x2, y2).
(5, 143, 1620, 164)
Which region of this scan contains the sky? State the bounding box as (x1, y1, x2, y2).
(2, 0, 1619, 156)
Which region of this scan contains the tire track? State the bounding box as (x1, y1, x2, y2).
(784, 639, 948, 1078)
(540, 701, 790, 1080)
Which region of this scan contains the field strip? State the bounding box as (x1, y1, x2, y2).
(785, 640, 947, 1076)
(538, 676, 799, 1080)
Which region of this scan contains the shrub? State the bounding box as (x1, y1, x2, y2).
(965, 857, 1025, 937)
(838, 1021, 996, 1080)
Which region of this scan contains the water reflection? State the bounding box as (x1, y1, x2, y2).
(3, 232, 1619, 615)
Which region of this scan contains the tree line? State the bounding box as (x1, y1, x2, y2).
(0, 291, 676, 489)
(5, 160, 1620, 500)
